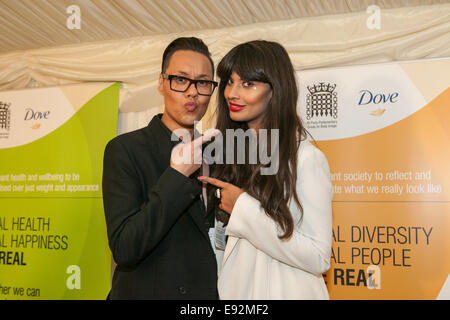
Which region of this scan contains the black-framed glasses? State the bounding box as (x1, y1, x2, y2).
(162, 73, 218, 96)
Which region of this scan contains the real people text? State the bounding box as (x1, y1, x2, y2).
(326, 223, 434, 288)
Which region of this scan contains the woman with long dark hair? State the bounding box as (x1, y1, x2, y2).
(199, 40, 333, 299)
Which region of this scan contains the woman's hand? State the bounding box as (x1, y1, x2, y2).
(198, 176, 244, 215)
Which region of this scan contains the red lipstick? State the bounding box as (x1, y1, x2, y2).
(229, 102, 245, 112)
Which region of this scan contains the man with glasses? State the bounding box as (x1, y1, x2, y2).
(102, 37, 218, 299)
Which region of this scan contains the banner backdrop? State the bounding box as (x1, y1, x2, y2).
(0, 82, 119, 299)
(297, 58, 450, 299)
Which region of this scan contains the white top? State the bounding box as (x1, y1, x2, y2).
(217, 140, 333, 300)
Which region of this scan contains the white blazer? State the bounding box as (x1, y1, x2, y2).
(217, 140, 333, 300)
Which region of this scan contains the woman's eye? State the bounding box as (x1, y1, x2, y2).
(243, 81, 254, 88)
(227, 79, 233, 85)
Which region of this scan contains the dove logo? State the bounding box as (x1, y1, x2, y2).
(24, 108, 51, 121)
(358, 90, 399, 106)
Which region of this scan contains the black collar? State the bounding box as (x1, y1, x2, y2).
(144, 113, 205, 164)
(154, 114, 181, 145)
(149, 113, 202, 146)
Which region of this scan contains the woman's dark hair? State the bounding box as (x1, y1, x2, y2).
(161, 37, 214, 75)
(210, 40, 306, 240)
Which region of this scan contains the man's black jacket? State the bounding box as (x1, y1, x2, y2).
(102, 114, 217, 299)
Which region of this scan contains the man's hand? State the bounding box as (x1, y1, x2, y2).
(170, 129, 220, 177)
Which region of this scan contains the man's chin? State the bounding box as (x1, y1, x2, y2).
(181, 111, 205, 126)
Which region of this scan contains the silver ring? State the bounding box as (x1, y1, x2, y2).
(215, 188, 221, 199)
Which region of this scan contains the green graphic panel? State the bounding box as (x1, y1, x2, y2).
(0, 83, 119, 299)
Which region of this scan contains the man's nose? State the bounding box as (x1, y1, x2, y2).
(185, 82, 198, 97)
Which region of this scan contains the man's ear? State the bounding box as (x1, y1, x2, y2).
(158, 73, 164, 95)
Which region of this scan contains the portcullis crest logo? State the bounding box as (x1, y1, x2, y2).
(0, 101, 11, 138)
(306, 82, 337, 120)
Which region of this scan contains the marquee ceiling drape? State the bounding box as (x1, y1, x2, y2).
(1, 0, 447, 53)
